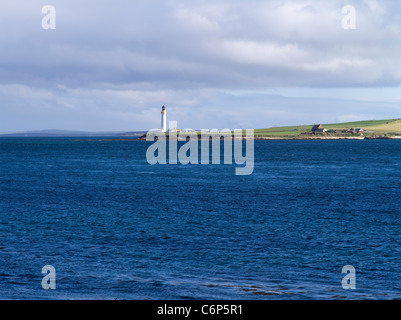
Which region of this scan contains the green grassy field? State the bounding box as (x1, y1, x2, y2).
(253, 119, 401, 138)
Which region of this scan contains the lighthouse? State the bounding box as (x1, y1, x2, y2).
(161, 105, 167, 132)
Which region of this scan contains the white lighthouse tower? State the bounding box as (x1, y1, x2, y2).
(161, 105, 167, 132)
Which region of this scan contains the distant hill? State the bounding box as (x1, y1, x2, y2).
(0, 129, 134, 137)
(119, 131, 148, 137)
(254, 119, 401, 138)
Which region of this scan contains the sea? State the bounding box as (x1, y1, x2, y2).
(0, 137, 400, 300)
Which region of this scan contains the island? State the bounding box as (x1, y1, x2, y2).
(139, 119, 401, 140)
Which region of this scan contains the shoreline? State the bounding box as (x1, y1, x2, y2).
(68, 133, 401, 141)
(99, 135, 401, 141)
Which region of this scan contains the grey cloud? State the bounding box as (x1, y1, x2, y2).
(1, 0, 400, 131)
(2, 0, 401, 88)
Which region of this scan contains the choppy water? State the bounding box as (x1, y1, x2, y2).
(0, 137, 400, 299)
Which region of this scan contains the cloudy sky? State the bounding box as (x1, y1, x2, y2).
(1, 0, 401, 132)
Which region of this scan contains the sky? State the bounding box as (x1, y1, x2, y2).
(1, 0, 401, 132)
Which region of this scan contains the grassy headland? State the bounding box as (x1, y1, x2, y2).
(253, 119, 401, 139)
(145, 119, 401, 140)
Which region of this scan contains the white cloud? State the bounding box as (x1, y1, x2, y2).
(0, 84, 53, 100)
(218, 40, 307, 67)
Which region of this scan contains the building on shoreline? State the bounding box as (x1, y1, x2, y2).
(343, 128, 366, 134)
(311, 124, 327, 134)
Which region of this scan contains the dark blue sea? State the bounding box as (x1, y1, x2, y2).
(0, 137, 400, 300)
